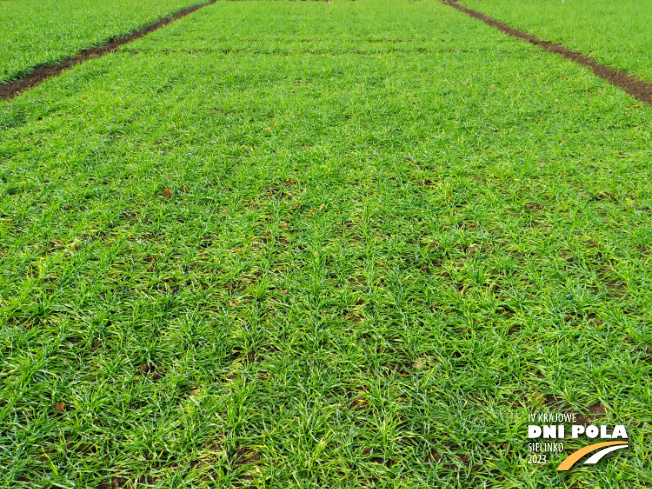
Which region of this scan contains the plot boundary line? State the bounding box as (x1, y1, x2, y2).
(5, 0, 651, 107)
(0, 0, 217, 102)
(441, 0, 652, 107)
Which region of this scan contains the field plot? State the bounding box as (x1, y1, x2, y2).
(459, 0, 652, 83)
(0, 0, 208, 83)
(1, 0, 652, 488)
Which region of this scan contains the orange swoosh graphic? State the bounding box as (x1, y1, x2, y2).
(556, 441, 628, 471)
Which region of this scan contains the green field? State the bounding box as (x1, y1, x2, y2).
(1, 1, 651, 488)
(0, 0, 206, 83)
(460, 0, 652, 82)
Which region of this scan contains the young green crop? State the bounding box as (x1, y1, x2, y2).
(459, 0, 652, 82)
(0, 0, 208, 83)
(1, 1, 651, 487)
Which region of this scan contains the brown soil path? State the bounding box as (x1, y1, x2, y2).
(0, 0, 216, 102)
(3, 0, 651, 107)
(442, 1, 652, 107)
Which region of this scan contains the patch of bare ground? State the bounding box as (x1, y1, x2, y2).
(440, 0, 652, 107)
(0, 1, 217, 102)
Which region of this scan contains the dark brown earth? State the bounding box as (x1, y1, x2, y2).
(0, 0, 217, 102)
(442, 0, 652, 107)
(5, 0, 651, 107)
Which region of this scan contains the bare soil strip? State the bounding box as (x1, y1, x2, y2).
(442, 1, 652, 107)
(0, 0, 216, 102)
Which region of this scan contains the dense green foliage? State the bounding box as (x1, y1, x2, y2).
(1, 1, 651, 487)
(460, 0, 652, 81)
(0, 0, 206, 83)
